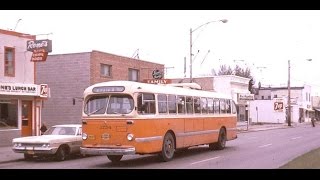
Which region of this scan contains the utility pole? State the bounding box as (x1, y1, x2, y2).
(287, 60, 291, 126)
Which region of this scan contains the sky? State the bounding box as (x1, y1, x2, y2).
(1, 10, 320, 93)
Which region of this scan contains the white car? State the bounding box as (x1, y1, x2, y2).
(12, 124, 82, 161)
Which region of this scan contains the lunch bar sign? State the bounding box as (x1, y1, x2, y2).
(27, 39, 52, 62)
(0, 83, 49, 97)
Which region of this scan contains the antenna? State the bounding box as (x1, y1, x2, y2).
(14, 19, 22, 31)
(132, 49, 139, 59)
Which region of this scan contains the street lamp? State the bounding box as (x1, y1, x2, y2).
(189, 19, 228, 82)
(287, 58, 312, 126)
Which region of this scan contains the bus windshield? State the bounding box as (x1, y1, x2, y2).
(84, 94, 134, 115)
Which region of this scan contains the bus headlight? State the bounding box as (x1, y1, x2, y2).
(127, 133, 134, 141)
(82, 133, 88, 140)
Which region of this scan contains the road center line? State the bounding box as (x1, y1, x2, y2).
(258, 143, 272, 148)
(291, 136, 302, 140)
(190, 156, 221, 165)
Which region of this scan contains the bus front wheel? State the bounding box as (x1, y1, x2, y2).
(107, 155, 123, 163)
(160, 132, 175, 162)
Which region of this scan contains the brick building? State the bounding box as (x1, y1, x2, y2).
(36, 50, 164, 127)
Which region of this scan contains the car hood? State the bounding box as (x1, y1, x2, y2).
(12, 135, 80, 144)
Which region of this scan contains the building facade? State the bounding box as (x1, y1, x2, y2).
(0, 29, 48, 146)
(250, 85, 313, 124)
(36, 50, 164, 127)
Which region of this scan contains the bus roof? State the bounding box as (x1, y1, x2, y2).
(83, 81, 232, 99)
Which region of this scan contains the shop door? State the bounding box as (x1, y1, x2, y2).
(21, 101, 32, 136)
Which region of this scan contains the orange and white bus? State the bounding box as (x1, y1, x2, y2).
(80, 80, 238, 163)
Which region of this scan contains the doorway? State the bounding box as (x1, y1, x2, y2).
(21, 101, 32, 136)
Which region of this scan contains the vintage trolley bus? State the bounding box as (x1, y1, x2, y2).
(80, 80, 237, 163)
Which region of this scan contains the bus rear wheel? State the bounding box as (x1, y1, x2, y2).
(160, 132, 175, 162)
(209, 128, 226, 150)
(107, 155, 123, 163)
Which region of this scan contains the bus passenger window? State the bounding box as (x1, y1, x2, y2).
(186, 96, 193, 114)
(168, 95, 176, 114)
(138, 93, 155, 114)
(220, 99, 226, 114)
(158, 94, 168, 114)
(214, 99, 220, 114)
(207, 98, 214, 114)
(194, 97, 201, 114)
(201, 97, 208, 114)
(177, 96, 185, 114)
(226, 100, 231, 114)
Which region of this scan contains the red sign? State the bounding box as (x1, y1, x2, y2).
(143, 79, 172, 84)
(40, 84, 49, 98)
(31, 48, 48, 62)
(274, 102, 284, 111)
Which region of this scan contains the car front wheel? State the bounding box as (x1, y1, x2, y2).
(55, 147, 67, 161)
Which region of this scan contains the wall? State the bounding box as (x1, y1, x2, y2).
(249, 100, 286, 124)
(90, 50, 164, 84)
(0, 31, 34, 83)
(36, 52, 91, 127)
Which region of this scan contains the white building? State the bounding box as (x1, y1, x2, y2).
(250, 85, 313, 124)
(0, 29, 48, 146)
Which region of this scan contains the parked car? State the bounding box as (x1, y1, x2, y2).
(12, 124, 82, 161)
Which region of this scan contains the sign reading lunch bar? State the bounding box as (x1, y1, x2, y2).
(27, 39, 52, 62)
(0, 83, 49, 98)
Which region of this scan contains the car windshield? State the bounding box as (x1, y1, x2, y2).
(44, 126, 76, 135)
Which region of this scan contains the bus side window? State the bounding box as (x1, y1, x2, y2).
(194, 97, 201, 114)
(138, 93, 155, 114)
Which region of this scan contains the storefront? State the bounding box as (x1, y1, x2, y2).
(0, 83, 48, 146)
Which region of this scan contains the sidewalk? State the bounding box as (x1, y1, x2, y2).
(237, 121, 309, 133)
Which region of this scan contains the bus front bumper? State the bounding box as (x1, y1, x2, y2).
(80, 147, 136, 156)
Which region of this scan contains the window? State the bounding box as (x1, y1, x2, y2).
(194, 97, 201, 114)
(214, 99, 220, 114)
(100, 64, 111, 77)
(4, 47, 15, 77)
(137, 93, 155, 114)
(220, 99, 226, 113)
(201, 97, 208, 114)
(158, 94, 168, 114)
(261, 96, 264, 100)
(226, 100, 231, 114)
(207, 98, 214, 114)
(0, 99, 18, 129)
(274, 94, 278, 98)
(186, 96, 193, 114)
(168, 95, 176, 114)
(177, 96, 185, 114)
(129, 68, 139, 82)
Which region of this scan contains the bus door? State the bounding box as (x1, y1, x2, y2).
(21, 100, 33, 136)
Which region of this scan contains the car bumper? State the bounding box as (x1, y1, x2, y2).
(80, 147, 135, 156)
(12, 146, 59, 155)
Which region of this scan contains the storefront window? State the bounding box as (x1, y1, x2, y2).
(0, 99, 18, 129)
